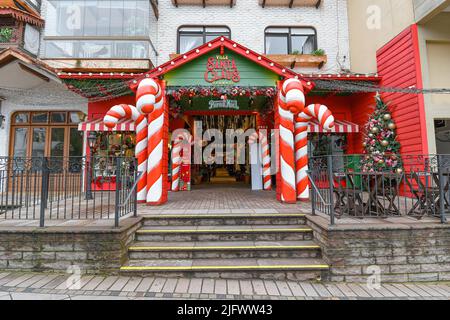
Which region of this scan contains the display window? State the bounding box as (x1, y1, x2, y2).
(90, 132, 136, 190)
(10, 111, 86, 159)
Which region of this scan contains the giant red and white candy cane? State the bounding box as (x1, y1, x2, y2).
(281, 78, 306, 114)
(171, 136, 182, 192)
(259, 130, 272, 190)
(103, 104, 148, 203)
(295, 104, 335, 200)
(136, 78, 165, 204)
(171, 131, 192, 192)
(277, 79, 306, 203)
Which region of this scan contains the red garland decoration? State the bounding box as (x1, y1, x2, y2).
(167, 86, 277, 101)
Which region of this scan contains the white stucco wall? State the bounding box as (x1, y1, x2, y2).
(0, 82, 88, 156)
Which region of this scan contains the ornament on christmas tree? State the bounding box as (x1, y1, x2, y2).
(361, 95, 403, 173)
(388, 122, 396, 130)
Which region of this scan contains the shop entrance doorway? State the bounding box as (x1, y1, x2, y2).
(189, 114, 257, 189)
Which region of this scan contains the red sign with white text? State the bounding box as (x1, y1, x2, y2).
(204, 55, 240, 84)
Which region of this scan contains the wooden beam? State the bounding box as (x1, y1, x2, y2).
(18, 63, 50, 82)
(150, 0, 159, 19)
(289, 0, 294, 8)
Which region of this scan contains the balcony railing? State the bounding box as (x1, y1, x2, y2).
(0, 156, 139, 227)
(260, 0, 322, 8)
(309, 154, 449, 225)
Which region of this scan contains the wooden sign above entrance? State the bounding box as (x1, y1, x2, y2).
(164, 48, 280, 87)
(205, 55, 240, 84)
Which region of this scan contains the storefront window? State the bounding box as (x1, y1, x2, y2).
(50, 128, 65, 157)
(308, 134, 348, 157)
(265, 27, 317, 55)
(69, 128, 84, 157)
(31, 128, 46, 158)
(32, 112, 48, 123)
(10, 111, 86, 159)
(69, 111, 86, 124)
(43, 0, 152, 59)
(91, 132, 135, 182)
(14, 113, 29, 124)
(51, 112, 66, 123)
(178, 26, 231, 53)
(12, 128, 28, 157)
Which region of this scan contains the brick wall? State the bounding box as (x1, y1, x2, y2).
(154, 0, 350, 72)
(307, 216, 450, 282)
(0, 218, 142, 274)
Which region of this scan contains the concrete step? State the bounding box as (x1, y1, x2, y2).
(120, 258, 329, 281)
(128, 240, 322, 259)
(135, 225, 313, 242)
(141, 213, 307, 226)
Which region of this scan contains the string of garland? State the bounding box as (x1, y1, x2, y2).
(314, 79, 450, 95)
(166, 86, 277, 101)
(51, 78, 450, 103)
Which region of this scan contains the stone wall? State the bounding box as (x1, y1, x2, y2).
(307, 216, 450, 283)
(0, 218, 142, 275)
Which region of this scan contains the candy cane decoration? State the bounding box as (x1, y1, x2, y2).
(103, 104, 148, 203)
(250, 130, 271, 190)
(295, 104, 335, 200)
(136, 78, 165, 204)
(171, 130, 192, 192)
(259, 130, 272, 190)
(277, 79, 305, 203)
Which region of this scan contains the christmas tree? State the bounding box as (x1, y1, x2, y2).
(361, 94, 403, 173)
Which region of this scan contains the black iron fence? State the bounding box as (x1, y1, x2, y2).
(308, 155, 450, 224)
(0, 156, 139, 227)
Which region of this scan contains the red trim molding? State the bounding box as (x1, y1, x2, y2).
(129, 37, 315, 93)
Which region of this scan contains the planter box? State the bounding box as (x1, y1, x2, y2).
(265, 54, 327, 69)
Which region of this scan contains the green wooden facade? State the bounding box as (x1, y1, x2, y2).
(164, 48, 281, 87)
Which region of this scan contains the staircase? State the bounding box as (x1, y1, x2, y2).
(210, 167, 236, 184)
(120, 213, 329, 281)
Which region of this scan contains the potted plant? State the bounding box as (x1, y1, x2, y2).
(294, 48, 327, 69)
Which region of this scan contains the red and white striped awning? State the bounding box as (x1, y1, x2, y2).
(78, 118, 358, 133)
(308, 120, 359, 133)
(78, 118, 135, 131)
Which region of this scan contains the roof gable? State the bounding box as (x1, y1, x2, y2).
(164, 47, 280, 87)
(131, 37, 314, 92)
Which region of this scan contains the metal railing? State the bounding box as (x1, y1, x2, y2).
(308, 154, 450, 225)
(0, 156, 138, 227)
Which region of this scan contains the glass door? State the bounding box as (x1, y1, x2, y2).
(31, 127, 47, 158)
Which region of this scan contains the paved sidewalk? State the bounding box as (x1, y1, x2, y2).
(0, 272, 449, 300)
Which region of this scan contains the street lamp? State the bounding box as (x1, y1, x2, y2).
(85, 131, 97, 200)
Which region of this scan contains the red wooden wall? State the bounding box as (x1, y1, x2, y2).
(376, 24, 428, 155)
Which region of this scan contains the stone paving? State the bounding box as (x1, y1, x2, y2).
(0, 272, 449, 300)
(1, 186, 443, 226)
